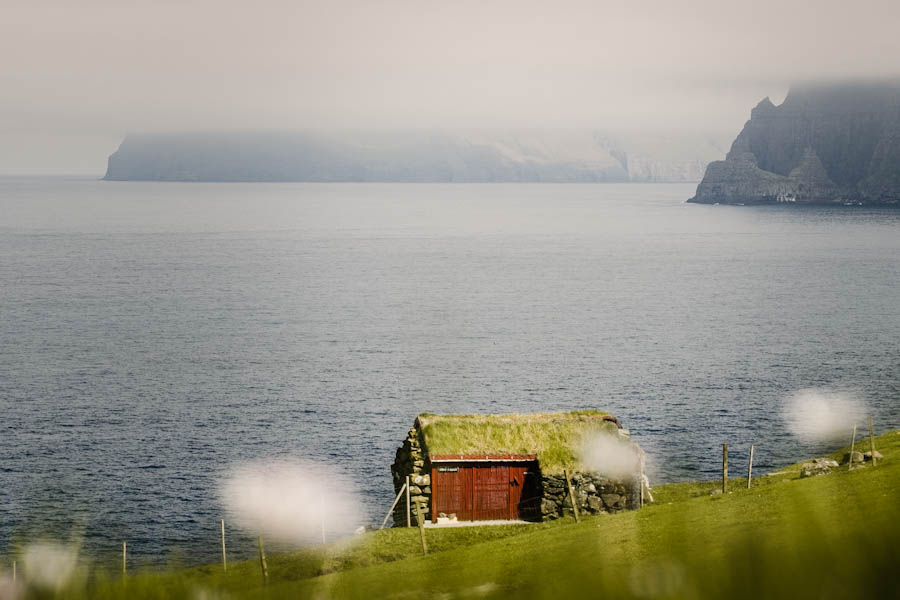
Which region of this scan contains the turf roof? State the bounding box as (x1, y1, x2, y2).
(416, 410, 622, 474)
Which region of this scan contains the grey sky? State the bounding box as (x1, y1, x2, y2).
(2, 0, 899, 173)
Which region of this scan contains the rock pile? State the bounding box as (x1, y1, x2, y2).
(840, 450, 884, 465)
(799, 448, 887, 478)
(800, 458, 839, 477)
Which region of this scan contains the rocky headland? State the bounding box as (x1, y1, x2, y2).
(689, 80, 900, 205)
(102, 131, 725, 183)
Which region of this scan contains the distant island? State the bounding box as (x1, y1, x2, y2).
(689, 80, 900, 205)
(102, 131, 725, 183)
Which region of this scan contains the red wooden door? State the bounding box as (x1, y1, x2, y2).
(474, 464, 510, 520)
(508, 464, 527, 519)
(509, 462, 541, 520)
(431, 464, 473, 521)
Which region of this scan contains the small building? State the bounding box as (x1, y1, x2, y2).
(390, 410, 646, 524)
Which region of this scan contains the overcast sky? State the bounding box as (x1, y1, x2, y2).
(2, 0, 899, 173)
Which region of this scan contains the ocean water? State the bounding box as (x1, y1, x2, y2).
(1, 177, 899, 565)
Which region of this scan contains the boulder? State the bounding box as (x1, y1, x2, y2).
(840, 451, 865, 466)
(800, 458, 839, 477)
(603, 493, 625, 509)
(410, 473, 431, 486)
(541, 498, 559, 515)
(863, 451, 884, 462)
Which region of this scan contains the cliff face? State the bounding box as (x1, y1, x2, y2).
(104, 132, 629, 183)
(690, 81, 900, 205)
(103, 131, 726, 183)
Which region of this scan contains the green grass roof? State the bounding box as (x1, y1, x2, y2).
(416, 410, 622, 474)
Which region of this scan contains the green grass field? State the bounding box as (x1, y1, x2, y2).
(7, 431, 899, 599)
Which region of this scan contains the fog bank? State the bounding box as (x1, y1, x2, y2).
(2, 0, 899, 173)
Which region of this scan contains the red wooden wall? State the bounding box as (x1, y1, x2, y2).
(432, 461, 540, 522)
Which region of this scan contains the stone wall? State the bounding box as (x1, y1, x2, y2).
(390, 421, 431, 526)
(540, 472, 639, 519)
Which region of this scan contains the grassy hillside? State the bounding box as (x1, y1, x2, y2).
(9, 431, 899, 599)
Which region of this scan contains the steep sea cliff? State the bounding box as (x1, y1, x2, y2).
(690, 81, 900, 205)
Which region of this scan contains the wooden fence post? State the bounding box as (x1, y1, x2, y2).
(868, 417, 877, 466)
(722, 444, 728, 493)
(221, 519, 227, 572)
(563, 469, 580, 523)
(380, 483, 408, 530)
(122, 541, 127, 578)
(414, 501, 428, 555)
(12, 560, 15, 584)
(257, 536, 268, 585)
(747, 444, 755, 489)
(848, 425, 857, 471)
(406, 476, 411, 528)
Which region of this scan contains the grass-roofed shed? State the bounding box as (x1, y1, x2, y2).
(390, 410, 644, 525)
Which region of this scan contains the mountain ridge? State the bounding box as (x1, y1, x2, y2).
(103, 131, 725, 183)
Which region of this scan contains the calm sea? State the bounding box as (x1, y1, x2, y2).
(2, 177, 899, 565)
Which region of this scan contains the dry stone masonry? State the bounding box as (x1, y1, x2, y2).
(540, 472, 638, 519)
(391, 425, 431, 524)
